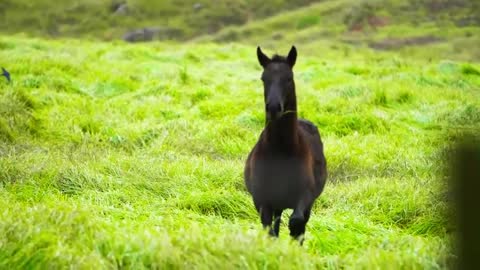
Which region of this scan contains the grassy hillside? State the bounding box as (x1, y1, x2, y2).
(200, 0, 480, 61)
(0, 0, 317, 40)
(1, 29, 479, 268)
(2, 0, 479, 46)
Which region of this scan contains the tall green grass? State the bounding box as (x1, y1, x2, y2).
(1, 32, 477, 268)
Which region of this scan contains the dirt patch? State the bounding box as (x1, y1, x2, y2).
(350, 16, 390, 32)
(369, 35, 444, 50)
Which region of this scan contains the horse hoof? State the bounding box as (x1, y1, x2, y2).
(297, 234, 305, 245)
(268, 229, 278, 237)
(288, 216, 304, 235)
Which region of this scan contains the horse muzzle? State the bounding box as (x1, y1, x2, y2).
(266, 102, 284, 120)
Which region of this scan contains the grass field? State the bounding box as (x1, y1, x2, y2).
(1, 0, 480, 269)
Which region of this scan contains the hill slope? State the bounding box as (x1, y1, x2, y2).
(0, 0, 318, 40)
(197, 0, 480, 61)
(1, 31, 479, 268)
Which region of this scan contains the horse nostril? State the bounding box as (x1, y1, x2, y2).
(267, 103, 282, 114)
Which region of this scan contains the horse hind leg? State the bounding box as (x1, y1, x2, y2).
(272, 209, 283, 237)
(299, 205, 313, 245)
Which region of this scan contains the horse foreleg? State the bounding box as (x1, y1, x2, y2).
(259, 205, 275, 236)
(289, 196, 313, 245)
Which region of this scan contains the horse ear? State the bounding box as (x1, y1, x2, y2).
(257, 46, 270, 68)
(287, 46, 297, 67)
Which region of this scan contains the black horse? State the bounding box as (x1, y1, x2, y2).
(244, 46, 327, 244)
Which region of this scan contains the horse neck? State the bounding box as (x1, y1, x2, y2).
(265, 95, 299, 151)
